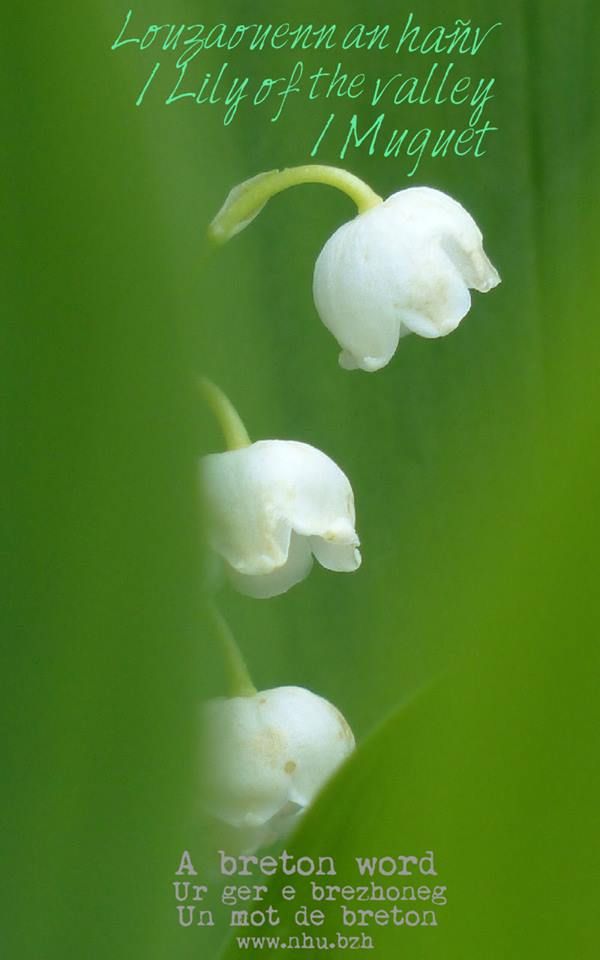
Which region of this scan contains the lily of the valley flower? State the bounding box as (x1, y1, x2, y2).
(209, 168, 500, 373)
(202, 685, 355, 849)
(202, 439, 361, 599)
(313, 186, 500, 372)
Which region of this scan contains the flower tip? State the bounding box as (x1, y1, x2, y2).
(338, 350, 388, 374)
(482, 265, 501, 292)
(471, 250, 501, 293)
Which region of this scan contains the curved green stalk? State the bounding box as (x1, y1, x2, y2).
(199, 378, 251, 450)
(208, 605, 257, 698)
(209, 165, 383, 244)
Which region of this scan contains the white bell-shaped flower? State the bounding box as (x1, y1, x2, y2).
(201, 440, 361, 599)
(313, 186, 501, 372)
(202, 685, 355, 848)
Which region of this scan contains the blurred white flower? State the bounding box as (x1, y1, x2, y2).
(313, 186, 501, 372)
(201, 440, 360, 599)
(202, 685, 355, 850)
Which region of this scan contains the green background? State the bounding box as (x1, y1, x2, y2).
(4, 1, 599, 957)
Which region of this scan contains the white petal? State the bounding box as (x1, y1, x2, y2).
(309, 536, 361, 572)
(313, 186, 500, 371)
(202, 449, 290, 575)
(202, 695, 291, 827)
(229, 532, 313, 599)
(314, 212, 403, 372)
(261, 686, 355, 808)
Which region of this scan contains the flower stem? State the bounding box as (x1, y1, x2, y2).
(209, 165, 383, 244)
(208, 605, 257, 698)
(199, 378, 251, 450)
